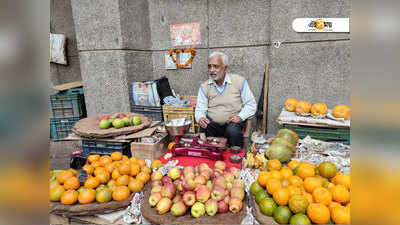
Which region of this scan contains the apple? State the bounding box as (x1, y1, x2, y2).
(194, 175, 207, 186)
(168, 167, 181, 180)
(122, 117, 131, 126)
(117, 113, 127, 118)
(149, 192, 162, 207)
(196, 185, 210, 203)
(218, 200, 229, 213)
(184, 172, 195, 180)
(112, 118, 125, 129)
(191, 202, 205, 218)
(228, 167, 240, 178)
(151, 180, 162, 187)
(214, 176, 227, 189)
(230, 187, 244, 200)
(183, 191, 196, 206)
(170, 201, 186, 216)
(183, 166, 194, 176)
(226, 182, 233, 191)
(211, 185, 225, 201)
(206, 180, 214, 190)
(174, 179, 183, 192)
(156, 198, 172, 214)
(232, 179, 245, 189)
(183, 178, 195, 191)
(199, 163, 210, 173)
(151, 185, 162, 194)
(131, 116, 142, 126)
(161, 176, 172, 185)
(205, 199, 218, 216)
(151, 171, 163, 181)
(194, 165, 199, 175)
(223, 195, 230, 204)
(214, 161, 226, 171)
(229, 198, 243, 214)
(224, 172, 235, 183)
(161, 183, 176, 199)
(172, 194, 182, 203)
(214, 170, 223, 178)
(200, 169, 212, 180)
(98, 119, 111, 129)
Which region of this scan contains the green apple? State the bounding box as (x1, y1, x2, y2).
(191, 202, 205, 218)
(112, 118, 125, 129)
(131, 116, 142, 126)
(99, 119, 111, 129)
(122, 117, 131, 126)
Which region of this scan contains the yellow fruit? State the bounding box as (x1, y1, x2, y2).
(297, 164, 315, 180)
(288, 176, 303, 187)
(328, 201, 341, 213)
(136, 172, 150, 184)
(312, 187, 332, 206)
(50, 180, 61, 189)
(96, 188, 112, 203)
(307, 203, 330, 224)
(304, 193, 313, 204)
(273, 187, 290, 206)
(266, 178, 282, 195)
(304, 177, 322, 193)
(84, 177, 100, 189)
(296, 101, 312, 114)
(57, 170, 74, 184)
(116, 175, 130, 186)
(270, 170, 282, 180)
(311, 103, 328, 117)
(118, 163, 131, 175)
(88, 154, 100, 164)
(128, 178, 144, 192)
(257, 171, 271, 187)
(104, 163, 115, 174)
(63, 176, 80, 190)
(280, 167, 293, 179)
(285, 98, 298, 112)
(112, 169, 121, 180)
(288, 194, 309, 214)
(130, 163, 141, 177)
(267, 159, 281, 171)
(288, 160, 300, 170)
(150, 160, 163, 169)
(332, 173, 350, 190)
(332, 105, 350, 119)
(318, 161, 338, 179)
(141, 166, 151, 174)
(287, 185, 304, 197)
(137, 159, 146, 168)
(111, 152, 123, 161)
(60, 190, 78, 205)
(112, 186, 131, 201)
(50, 186, 65, 202)
(96, 172, 110, 184)
(331, 185, 350, 203)
(331, 205, 350, 224)
(129, 157, 138, 163)
(78, 188, 96, 204)
(82, 164, 94, 176)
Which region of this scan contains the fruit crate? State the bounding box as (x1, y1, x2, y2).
(131, 105, 163, 122)
(50, 117, 81, 141)
(281, 124, 350, 144)
(82, 140, 131, 157)
(50, 87, 87, 118)
(130, 132, 168, 161)
(162, 96, 197, 133)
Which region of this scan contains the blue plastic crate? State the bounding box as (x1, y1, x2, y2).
(50, 117, 80, 141)
(131, 104, 163, 121)
(50, 87, 86, 118)
(82, 140, 131, 157)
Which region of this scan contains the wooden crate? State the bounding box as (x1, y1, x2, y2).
(130, 133, 169, 161)
(163, 96, 197, 133)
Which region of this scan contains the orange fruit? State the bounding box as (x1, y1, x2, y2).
(99, 155, 112, 167)
(284, 98, 299, 112)
(288, 160, 300, 170)
(91, 160, 102, 168)
(136, 172, 150, 184)
(84, 177, 100, 189)
(287, 185, 304, 197)
(50, 180, 61, 189)
(312, 187, 332, 206)
(57, 170, 74, 184)
(112, 161, 122, 168)
(317, 161, 337, 179)
(111, 152, 123, 161)
(332, 105, 350, 119)
(50, 186, 65, 202)
(96, 171, 110, 184)
(112, 169, 121, 180)
(257, 171, 271, 187)
(137, 159, 146, 168)
(107, 179, 117, 188)
(328, 201, 341, 213)
(273, 187, 290, 206)
(141, 166, 151, 174)
(88, 154, 100, 164)
(116, 175, 130, 186)
(270, 170, 282, 180)
(331, 205, 350, 224)
(332, 173, 350, 190)
(63, 176, 80, 190)
(78, 188, 96, 204)
(118, 163, 131, 175)
(130, 163, 141, 177)
(122, 155, 129, 161)
(82, 164, 94, 175)
(129, 157, 138, 163)
(104, 163, 115, 174)
(267, 159, 281, 171)
(297, 164, 315, 180)
(280, 167, 293, 179)
(94, 167, 107, 176)
(151, 160, 163, 169)
(128, 178, 144, 192)
(331, 185, 350, 203)
(68, 168, 78, 176)
(288, 194, 309, 214)
(304, 192, 313, 204)
(96, 188, 112, 203)
(266, 178, 282, 195)
(60, 190, 79, 205)
(288, 176, 303, 187)
(307, 203, 330, 224)
(281, 179, 289, 188)
(304, 177, 322, 193)
(113, 186, 131, 201)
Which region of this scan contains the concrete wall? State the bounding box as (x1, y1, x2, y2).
(50, 0, 82, 87)
(69, 0, 350, 134)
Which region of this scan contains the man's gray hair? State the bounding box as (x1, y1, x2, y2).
(209, 51, 229, 66)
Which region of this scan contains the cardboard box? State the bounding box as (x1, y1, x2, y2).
(130, 132, 169, 161)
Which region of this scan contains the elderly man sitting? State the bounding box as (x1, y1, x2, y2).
(195, 51, 257, 147)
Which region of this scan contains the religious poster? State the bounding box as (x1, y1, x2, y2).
(170, 22, 201, 46)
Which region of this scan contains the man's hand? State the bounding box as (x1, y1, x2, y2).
(199, 117, 210, 129)
(228, 114, 242, 123)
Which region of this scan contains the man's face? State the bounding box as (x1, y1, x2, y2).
(208, 56, 227, 82)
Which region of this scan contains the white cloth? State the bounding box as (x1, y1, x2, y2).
(278, 108, 351, 127)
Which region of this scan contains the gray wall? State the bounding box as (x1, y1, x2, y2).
(69, 0, 350, 134)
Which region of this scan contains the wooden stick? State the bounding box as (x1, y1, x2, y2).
(262, 61, 270, 135)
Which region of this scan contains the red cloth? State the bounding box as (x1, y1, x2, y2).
(158, 147, 245, 169)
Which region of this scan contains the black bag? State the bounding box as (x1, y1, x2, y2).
(154, 76, 173, 105)
(256, 72, 266, 119)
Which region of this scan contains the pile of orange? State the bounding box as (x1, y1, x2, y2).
(256, 159, 350, 224)
(50, 152, 156, 205)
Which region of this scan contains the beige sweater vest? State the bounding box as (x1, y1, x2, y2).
(201, 74, 244, 124)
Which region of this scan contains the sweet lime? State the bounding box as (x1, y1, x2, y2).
(259, 198, 277, 216)
(255, 190, 270, 204)
(318, 161, 338, 179)
(250, 181, 264, 196)
(273, 206, 292, 224)
(289, 214, 311, 225)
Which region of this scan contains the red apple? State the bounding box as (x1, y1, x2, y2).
(168, 167, 181, 180)
(205, 199, 218, 216)
(213, 176, 227, 189)
(199, 163, 210, 173)
(229, 198, 243, 214)
(151, 185, 162, 194)
(223, 195, 230, 204)
(161, 183, 176, 199)
(161, 176, 172, 185)
(170, 200, 187, 216)
(196, 185, 210, 203)
(183, 178, 195, 191)
(200, 169, 211, 180)
(218, 200, 229, 213)
(230, 187, 244, 200)
(156, 197, 172, 214)
(214, 161, 226, 171)
(174, 179, 183, 192)
(228, 167, 239, 178)
(224, 172, 235, 183)
(183, 166, 194, 176)
(149, 192, 162, 207)
(226, 182, 233, 191)
(194, 175, 207, 186)
(232, 179, 244, 189)
(184, 172, 195, 180)
(151, 180, 162, 187)
(183, 191, 196, 206)
(172, 194, 182, 203)
(211, 185, 225, 201)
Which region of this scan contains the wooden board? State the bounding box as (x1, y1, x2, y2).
(141, 185, 247, 225)
(248, 193, 279, 225)
(72, 113, 152, 138)
(50, 194, 133, 217)
(53, 81, 83, 91)
(277, 118, 349, 129)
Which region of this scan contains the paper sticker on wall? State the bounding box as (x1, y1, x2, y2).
(165, 53, 177, 70)
(170, 22, 201, 46)
(179, 52, 192, 68)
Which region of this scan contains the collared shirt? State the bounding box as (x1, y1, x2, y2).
(195, 73, 257, 123)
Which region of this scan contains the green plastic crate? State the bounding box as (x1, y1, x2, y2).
(281, 124, 350, 144)
(49, 87, 86, 118)
(50, 117, 80, 141)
